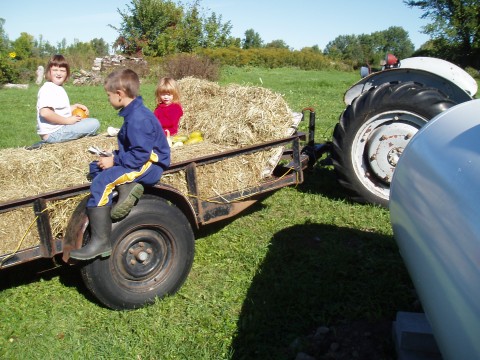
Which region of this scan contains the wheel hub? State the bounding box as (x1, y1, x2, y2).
(387, 147, 403, 167)
(127, 242, 153, 265)
(365, 121, 418, 184)
(114, 229, 170, 281)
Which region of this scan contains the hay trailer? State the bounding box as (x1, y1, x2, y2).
(0, 109, 328, 310)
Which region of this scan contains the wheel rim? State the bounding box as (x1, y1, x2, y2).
(111, 226, 174, 291)
(352, 111, 427, 200)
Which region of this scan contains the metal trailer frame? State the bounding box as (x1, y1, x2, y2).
(0, 109, 330, 270)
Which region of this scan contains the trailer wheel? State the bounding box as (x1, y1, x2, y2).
(332, 81, 456, 207)
(80, 195, 195, 310)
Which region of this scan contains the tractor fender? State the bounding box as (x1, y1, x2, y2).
(345, 57, 476, 106)
(390, 99, 480, 359)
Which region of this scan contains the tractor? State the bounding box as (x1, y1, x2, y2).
(331, 54, 478, 207)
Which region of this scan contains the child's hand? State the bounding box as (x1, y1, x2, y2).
(97, 155, 114, 170)
(72, 104, 90, 117)
(71, 104, 90, 120)
(67, 115, 83, 124)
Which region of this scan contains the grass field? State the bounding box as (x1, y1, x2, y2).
(0, 67, 415, 359)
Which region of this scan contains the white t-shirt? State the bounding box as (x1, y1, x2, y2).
(36, 81, 72, 135)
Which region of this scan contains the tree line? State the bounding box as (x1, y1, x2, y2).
(1, 0, 479, 84)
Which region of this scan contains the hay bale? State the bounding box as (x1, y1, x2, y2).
(178, 77, 293, 146)
(0, 136, 117, 203)
(0, 78, 298, 254)
(0, 195, 88, 255)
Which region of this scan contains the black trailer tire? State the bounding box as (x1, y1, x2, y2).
(332, 81, 457, 207)
(80, 195, 195, 310)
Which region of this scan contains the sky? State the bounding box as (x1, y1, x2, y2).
(2, 0, 431, 51)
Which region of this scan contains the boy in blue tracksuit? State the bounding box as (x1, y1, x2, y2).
(70, 69, 170, 260)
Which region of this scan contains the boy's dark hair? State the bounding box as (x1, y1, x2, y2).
(45, 54, 70, 81)
(104, 69, 140, 98)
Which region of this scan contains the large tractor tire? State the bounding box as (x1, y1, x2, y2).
(331, 81, 457, 207)
(80, 195, 195, 310)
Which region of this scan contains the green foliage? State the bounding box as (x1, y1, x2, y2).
(0, 54, 19, 84)
(198, 47, 353, 71)
(176, 2, 203, 53)
(113, 0, 235, 57)
(0, 18, 10, 54)
(242, 28, 263, 49)
(9, 57, 44, 83)
(465, 66, 480, 80)
(90, 38, 110, 57)
(0, 24, 111, 85)
(11, 32, 34, 60)
(33, 36, 57, 58)
(405, 0, 480, 68)
(201, 12, 234, 49)
(324, 26, 415, 68)
(265, 39, 290, 49)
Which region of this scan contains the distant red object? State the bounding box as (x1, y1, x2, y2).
(386, 53, 399, 67)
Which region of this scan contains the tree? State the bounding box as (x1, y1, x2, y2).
(202, 12, 233, 48)
(0, 18, 17, 84)
(112, 0, 235, 57)
(324, 34, 362, 61)
(404, 0, 480, 67)
(371, 26, 415, 60)
(66, 39, 95, 59)
(33, 35, 57, 57)
(242, 28, 263, 49)
(0, 18, 9, 54)
(112, 0, 183, 56)
(57, 38, 67, 54)
(323, 27, 414, 67)
(177, 1, 203, 53)
(12, 32, 34, 60)
(265, 39, 290, 49)
(90, 38, 109, 57)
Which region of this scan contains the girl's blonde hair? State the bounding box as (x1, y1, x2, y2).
(155, 77, 181, 104)
(45, 54, 70, 81)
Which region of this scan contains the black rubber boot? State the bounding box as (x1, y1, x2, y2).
(111, 183, 144, 220)
(69, 206, 112, 260)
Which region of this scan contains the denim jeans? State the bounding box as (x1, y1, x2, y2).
(45, 118, 100, 143)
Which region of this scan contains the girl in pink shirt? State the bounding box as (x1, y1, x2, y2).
(153, 77, 183, 136)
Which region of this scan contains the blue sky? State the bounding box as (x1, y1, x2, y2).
(2, 0, 430, 51)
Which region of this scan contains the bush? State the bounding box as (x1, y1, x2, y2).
(0, 55, 19, 84)
(465, 66, 480, 80)
(197, 47, 354, 72)
(150, 53, 220, 81)
(11, 57, 46, 83)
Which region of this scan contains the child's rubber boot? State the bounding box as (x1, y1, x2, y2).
(69, 206, 112, 260)
(110, 183, 144, 220)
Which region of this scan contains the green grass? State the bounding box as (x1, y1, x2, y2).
(0, 67, 414, 359)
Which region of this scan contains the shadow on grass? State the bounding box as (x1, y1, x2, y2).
(297, 164, 355, 204)
(229, 222, 415, 360)
(0, 257, 85, 292)
(194, 200, 268, 240)
(0, 199, 271, 307)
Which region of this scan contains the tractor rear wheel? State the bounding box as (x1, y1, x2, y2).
(331, 81, 456, 207)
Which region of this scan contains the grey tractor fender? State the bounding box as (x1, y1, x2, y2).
(344, 68, 475, 106)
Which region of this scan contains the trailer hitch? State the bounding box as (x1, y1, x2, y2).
(300, 107, 332, 167)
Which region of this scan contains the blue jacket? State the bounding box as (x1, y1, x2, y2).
(113, 96, 170, 171)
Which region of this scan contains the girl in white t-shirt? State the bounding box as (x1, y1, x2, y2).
(36, 54, 100, 144)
